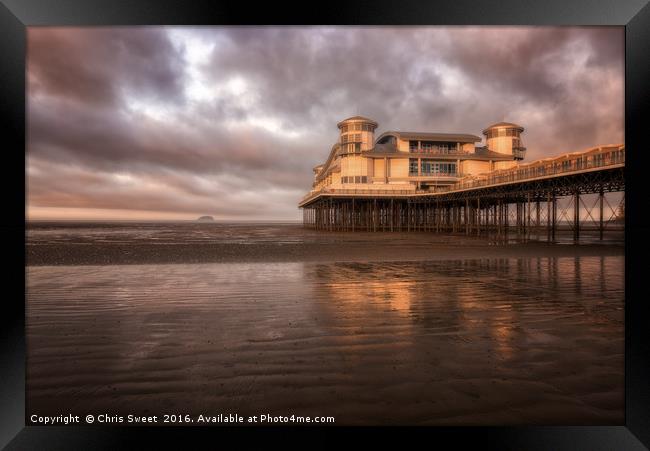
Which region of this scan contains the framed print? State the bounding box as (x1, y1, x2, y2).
(2, 0, 650, 449)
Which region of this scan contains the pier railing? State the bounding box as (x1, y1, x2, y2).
(408, 148, 471, 155)
(439, 145, 624, 193)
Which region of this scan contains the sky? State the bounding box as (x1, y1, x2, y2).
(26, 26, 624, 221)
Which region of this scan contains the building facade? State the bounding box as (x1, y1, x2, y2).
(308, 116, 527, 194)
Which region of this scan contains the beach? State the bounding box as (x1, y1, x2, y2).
(27, 222, 624, 265)
(26, 222, 624, 425)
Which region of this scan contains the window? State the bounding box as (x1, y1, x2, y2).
(342, 135, 348, 143)
(409, 159, 419, 174)
(341, 125, 348, 133)
(354, 124, 361, 131)
(419, 160, 457, 175)
(341, 175, 367, 184)
(355, 143, 361, 152)
(415, 141, 456, 154)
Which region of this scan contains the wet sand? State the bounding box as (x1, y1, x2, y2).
(26, 223, 624, 425)
(27, 222, 623, 265)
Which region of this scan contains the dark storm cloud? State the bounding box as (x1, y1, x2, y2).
(199, 26, 623, 154)
(203, 27, 448, 129)
(28, 93, 314, 190)
(427, 27, 624, 156)
(28, 27, 185, 108)
(439, 28, 577, 102)
(27, 27, 623, 220)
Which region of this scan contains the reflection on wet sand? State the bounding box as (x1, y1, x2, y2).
(27, 256, 623, 425)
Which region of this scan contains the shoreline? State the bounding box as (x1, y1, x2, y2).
(26, 223, 624, 266)
(27, 240, 624, 266)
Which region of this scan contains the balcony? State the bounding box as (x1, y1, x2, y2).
(513, 147, 526, 160)
(409, 172, 459, 177)
(409, 146, 470, 155)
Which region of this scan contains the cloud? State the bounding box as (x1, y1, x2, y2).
(28, 27, 185, 108)
(27, 26, 624, 220)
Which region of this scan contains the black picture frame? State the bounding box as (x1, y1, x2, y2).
(3, 0, 649, 449)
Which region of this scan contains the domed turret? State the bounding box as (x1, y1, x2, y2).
(337, 116, 378, 155)
(482, 122, 526, 160)
(336, 116, 378, 185)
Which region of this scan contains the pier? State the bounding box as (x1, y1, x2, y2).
(300, 145, 625, 241)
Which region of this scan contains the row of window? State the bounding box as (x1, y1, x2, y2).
(409, 160, 457, 175)
(341, 123, 374, 133)
(408, 142, 467, 155)
(485, 128, 521, 139)
(341, 176, 368, 184)
(338, 143, 361, 154)
(408, 141, 457, 150)
(341, 134, 362, 143)
(409, 143, 458, 153)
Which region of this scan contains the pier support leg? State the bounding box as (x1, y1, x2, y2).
(465, 199, 469, 235)
(552, 192, 557, 241)
(443, 202, 447, 233)
(407, 202, 410, 232)
(373, 199, 377, 232)
(599, 188, 604, 240)
(547, 193, 551, 241)
(498, 200, 503, 239)
(526, 193, 531, 239)
(574, 190, 580, 242)
(476, 197, 481, 235)
(536, 199, 540, 236)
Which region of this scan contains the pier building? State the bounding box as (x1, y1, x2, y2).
(309, 116, 526, 194)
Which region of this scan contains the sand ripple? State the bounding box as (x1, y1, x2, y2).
(27, 256, 623, 425)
